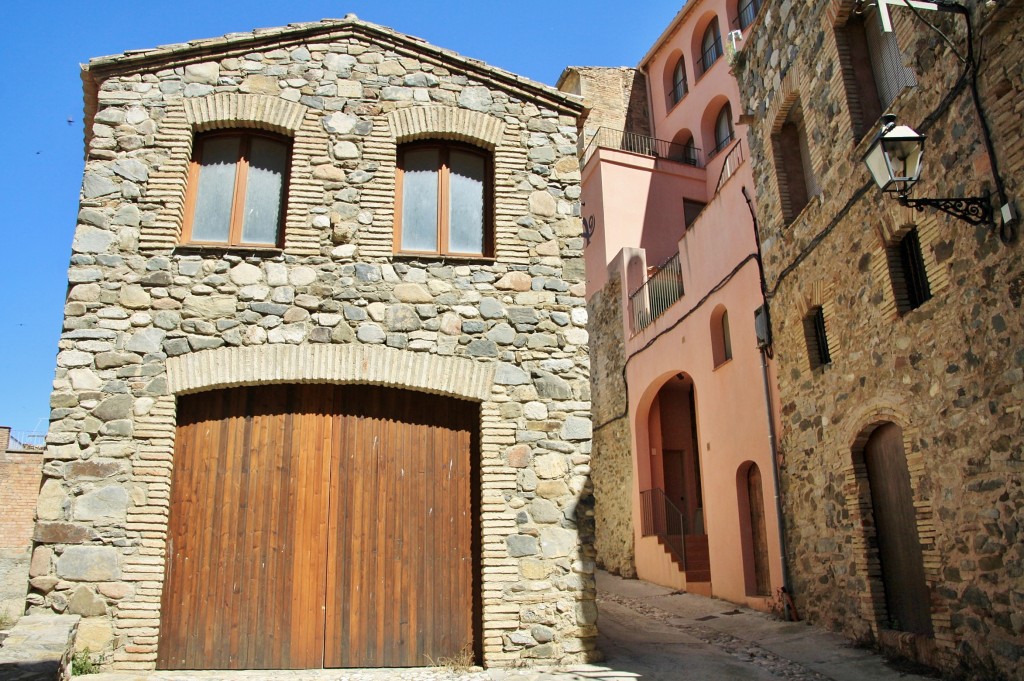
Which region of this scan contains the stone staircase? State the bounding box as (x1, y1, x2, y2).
(659, 533, 711, 584)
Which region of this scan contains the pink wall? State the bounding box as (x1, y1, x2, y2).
(581, 150, 705, 297)
(581, 0, 782, 608)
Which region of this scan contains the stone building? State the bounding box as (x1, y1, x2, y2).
(559, 0, 787, 611)
(736, 1, 1023, 678)
(34, 16, 595, 671)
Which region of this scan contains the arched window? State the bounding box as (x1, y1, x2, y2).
(711, 305, 732, 367)
(671, 130, 701, 167)
(735, 0, 763, 30)
(683, 137, 699, 167)
(670, 57, 688, 106)
(699, 18, 724, 76)
(183, 131, 290, 247)
(395, 141, 492, 257)
(712, 104, 735, 158)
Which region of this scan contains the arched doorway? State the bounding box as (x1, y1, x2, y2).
(641, 374, 710, 583)
(861, 422, 932, 635)
(738, 462, 771, 596)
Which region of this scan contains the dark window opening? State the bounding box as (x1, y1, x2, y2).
(889, 228, 932, 313)
(804, 306, 832, 370)
(684, 199, 707, 228)
(772, 102, 816, 224)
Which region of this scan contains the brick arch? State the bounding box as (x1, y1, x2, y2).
(839, 401, 944, 653)
(165, 344, 495, 401)
(140, 94, 321, 254)
(183, 93, 308, 135)
(360, 105, 527, 262)
(386, 106, 506, 150)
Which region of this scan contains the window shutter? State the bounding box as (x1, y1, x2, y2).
(865, 9, 917, 108)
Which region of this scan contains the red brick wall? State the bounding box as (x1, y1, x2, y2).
(0, 451, 43, 550)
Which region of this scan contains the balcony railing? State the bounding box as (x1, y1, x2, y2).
(707, 131, 735, 160)
(715, 137, 746, 193)
(640, 487, 688, 569)
(581, 127, 704, 168)
(732, 0, 764, 30)
(9, 431, 45, 450)
(670, 79, 688, 106)
(697, 36, 724, 77)
(629, 253, 684, 334)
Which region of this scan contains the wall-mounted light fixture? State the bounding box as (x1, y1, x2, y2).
(863, 114, 995, 228)
(858, 1, 1018, 243)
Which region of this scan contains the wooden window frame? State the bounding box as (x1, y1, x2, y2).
(394, 141, 494, 259)
(181, 130, 290, 249)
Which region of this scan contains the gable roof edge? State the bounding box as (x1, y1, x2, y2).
(82, 17, 584, 117)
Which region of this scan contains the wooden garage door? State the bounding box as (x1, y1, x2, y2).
(156, 384, 478, 670)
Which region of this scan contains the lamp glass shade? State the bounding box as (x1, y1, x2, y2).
(863, 123, 926, 194)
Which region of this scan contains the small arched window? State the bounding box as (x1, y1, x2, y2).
(699, 18, 724, 75)
(395, 141, 492, 257)
(670, 58, 688, 106)
(712, 104, 735, 157)
(183, 131, 290, 247)
(711, 305, 733, 367)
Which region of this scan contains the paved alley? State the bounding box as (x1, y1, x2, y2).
(86, 570, 937, 681)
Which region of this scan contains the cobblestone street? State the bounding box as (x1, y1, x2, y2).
(87, 570, 937, 681)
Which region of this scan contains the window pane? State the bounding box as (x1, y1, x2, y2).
(448, 150, 485, 255)
(241, 137, 288, 245)
(716, 107, 733, 148)
(401, 148, 440, 252)
(191, 136, 240, 243)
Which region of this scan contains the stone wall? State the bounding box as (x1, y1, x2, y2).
(587, 273, 635, 578)
(0, 445, 43, 620)
(558, 67, 650, 148)
(35, 18, 595, 670)
(737, 2, 1023, 678)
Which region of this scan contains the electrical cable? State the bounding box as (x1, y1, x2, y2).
(592, 253, 760, 434)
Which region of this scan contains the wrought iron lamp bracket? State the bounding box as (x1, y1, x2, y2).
(897, 192, 994, 229)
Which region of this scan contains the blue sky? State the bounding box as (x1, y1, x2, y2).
(0, 0, 681, 435)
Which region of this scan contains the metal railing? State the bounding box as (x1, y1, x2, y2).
(732, 0, 763, 30)
(715, 137, 746, 193)
(581, 127, 704, 168)
(640, 487, 688, 569)
(670, 79, 688, 106)
(697, 36, 724, 77)
(707, 131, 735, 160)
(629, 254, 684, 333)
(9, 431, 45, 450)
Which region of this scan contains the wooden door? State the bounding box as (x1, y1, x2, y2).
(157, 384, 478, 670)
(746, 464, 771, 596)
(324, 386, 477, 667)
(864, 423, 933, 635)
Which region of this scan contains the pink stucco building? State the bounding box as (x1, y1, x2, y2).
(561, 0, 786, 610)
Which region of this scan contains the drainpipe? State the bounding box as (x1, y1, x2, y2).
(742, 185, 796, 620)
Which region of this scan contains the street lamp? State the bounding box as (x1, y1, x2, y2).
(863, 114, 994, 228)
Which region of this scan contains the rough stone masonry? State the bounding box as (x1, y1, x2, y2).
(33, 16, 596, 670)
